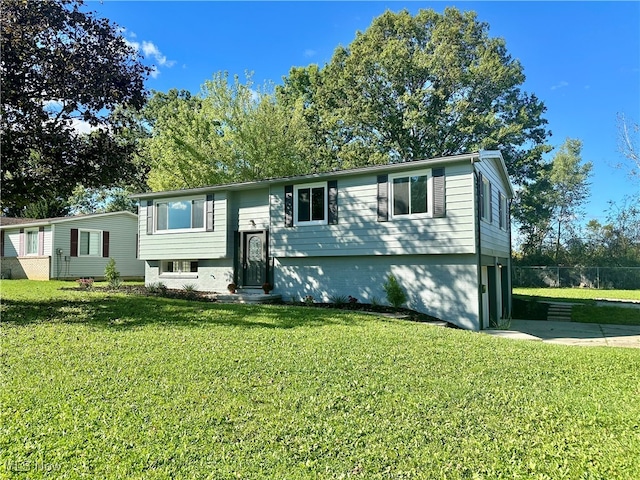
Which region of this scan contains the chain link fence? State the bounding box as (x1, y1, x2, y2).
(513, 266, 640, 290)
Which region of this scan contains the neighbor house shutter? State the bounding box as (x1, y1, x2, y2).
(432, 168, 446, 218)
(146, 200, 154, 234)
(0, 230, 4, 257)
(70, 228, 78, 257)
(38, 226, 45, 255)
(284, 185, 294, 227)
(206, 194, 214, 231)
(102, 231, 110, 258)
(328, 180, 338, 225)
(377, 175, 388, 222)
(135, 234, 139, 259)
(19, 228, 25, 256)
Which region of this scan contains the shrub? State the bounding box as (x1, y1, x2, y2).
(302, 295, 315, 305)
(76, 277, 94, 290)
(104, 258, 121, 289)
(383, 274, 407, 308)
(182, 284, 197, 299)
(146, 282, 167, 295)
(329, 294, 348, 305)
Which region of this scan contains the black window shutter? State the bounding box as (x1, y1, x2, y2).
(432, 168, 446, 218)
(488, 182, 493, 223)
(0, 230, 4, 257)
(190, 261, 198, 272)
(328, 180, 338, 225)
(146, 200, 154, 234)
(70, 228, 78, 257)
(478, 173, 484, 219)
(102, 231, 110, 258)
(284, 185, 294, 227)
(377, 175, 388, 222)
(135, 234, 139, 259)
(19, 228, 24, 256)
(206, 194, 214, 231)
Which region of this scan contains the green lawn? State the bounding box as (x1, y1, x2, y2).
(2, 280, 640, 478)
(514, 287, 640, 325)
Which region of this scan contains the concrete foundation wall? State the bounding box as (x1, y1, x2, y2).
(1, 257, 51, 280)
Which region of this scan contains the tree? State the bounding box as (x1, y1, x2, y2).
(547, 139, 592, 262)
(1, 0, 151, 213)
(143, 73, 314, 191)
(616, 113, 639, 183)
(277, 8, 551, 184)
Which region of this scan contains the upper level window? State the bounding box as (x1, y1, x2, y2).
(156, 199, 204, 231)
(80, 230, 101, 256)
(294, 183, 327, 226)
(499, 192, 507, 230)
(481, 177, 492, 222)
(390, 171, 430, 218)
(25, 229, 39, 255)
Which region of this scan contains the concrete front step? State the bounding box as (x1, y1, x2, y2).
(546, 302, 574, 322)
(215, 293, 282, 304)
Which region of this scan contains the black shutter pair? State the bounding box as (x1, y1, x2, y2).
(377, 168, 446, 221)
(284, 181, 338, 227)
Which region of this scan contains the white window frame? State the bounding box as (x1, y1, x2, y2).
(25, 228, 39, 256)
(79, 229, 102, 257)
(159, 260, 198, 278)
(155, 197, 206, 233)
(294, 182, 328, 226)
(499, 192, 507, 230)
(389, 169, 433, 219)
(481, 177, 491, 222)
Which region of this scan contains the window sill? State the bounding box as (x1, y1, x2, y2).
(159, 274, 198, 279)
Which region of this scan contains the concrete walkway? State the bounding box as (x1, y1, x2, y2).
(484, 319, 640, 348)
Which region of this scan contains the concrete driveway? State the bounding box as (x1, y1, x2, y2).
(485, 320, 640, 348)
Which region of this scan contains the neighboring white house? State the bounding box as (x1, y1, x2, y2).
(132, 151, 514, 331)
(0, 211, 143, 280)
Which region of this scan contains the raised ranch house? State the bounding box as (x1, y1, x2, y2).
(0, 211, 143, 281)
(133, 151, 513, 330)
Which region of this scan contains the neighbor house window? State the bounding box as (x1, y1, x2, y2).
(79, 230, 101, 256)
(481, 177, 492, 222)
(156, 199, 205, 231)
(161, 260, 198, 275)
(294, 183, 327, 226)
(390, 171, 429, 218)
(25, 229, 39, 255)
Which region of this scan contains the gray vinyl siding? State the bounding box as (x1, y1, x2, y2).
(138, 194, 228, 260)
(274, 254, 480, 330)
(476, 158, 511, 257)
(270, 163, 476, 257)
(52, 214, 142, 279)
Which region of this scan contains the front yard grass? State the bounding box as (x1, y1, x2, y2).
(2, 280, 640, 478)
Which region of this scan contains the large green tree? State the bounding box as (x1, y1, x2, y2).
(143, 73, 314, 191)
(277, 8, 551, 183)
(1, 0, 151, 214)
(547, 138, 592, 262)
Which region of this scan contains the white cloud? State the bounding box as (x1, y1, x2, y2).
(551, 81, 569, 90)
(304, 49, 317, 58)
(149, 66, 160, 79)
(142, 41, 176, 67)
(70, 118, 98, 135)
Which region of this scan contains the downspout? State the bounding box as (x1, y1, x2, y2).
(472, 159, 484, 331)
(507, 198, 513, 318)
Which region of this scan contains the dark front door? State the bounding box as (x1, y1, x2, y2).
(242, 231, 267, 286)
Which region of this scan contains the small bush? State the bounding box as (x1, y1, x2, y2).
(383, 274, 407, 308)
(329, 294, 349, 305)
(182, 284, 198, 299)
(146, 282, 167, 295)
(76, 277, 94, 290)
(104, 258, 121, 289)
(302, 295, 315, 305)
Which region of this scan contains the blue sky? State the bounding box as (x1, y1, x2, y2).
(91, 1, 640, 223)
